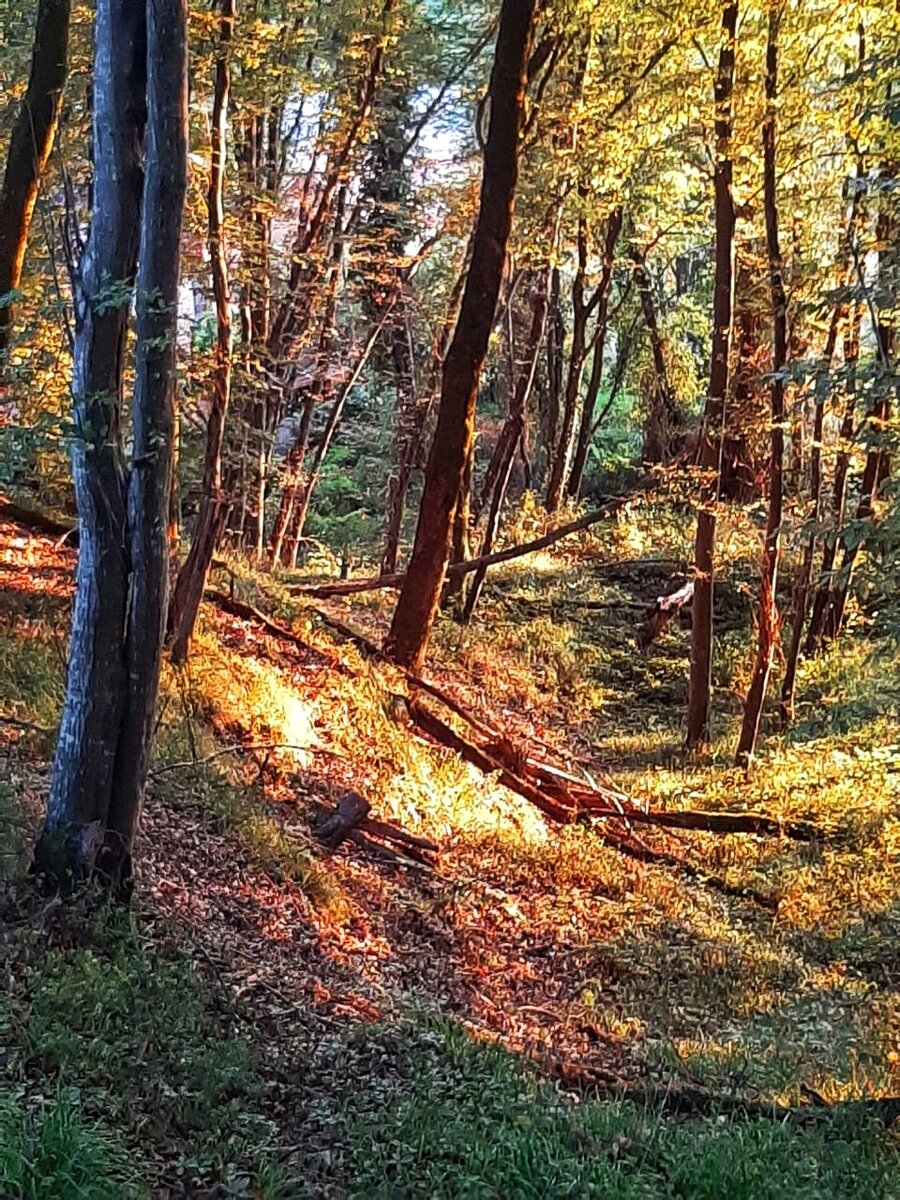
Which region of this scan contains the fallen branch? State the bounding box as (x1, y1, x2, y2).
(636, 580, 693, 649)
(587, 805, 824, 842)
(407, 698, 577, 824)
(0, 498, 77, 543)
(290, 488, 649, 599)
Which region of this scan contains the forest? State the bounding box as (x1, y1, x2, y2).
(0, 0, 898, 1194)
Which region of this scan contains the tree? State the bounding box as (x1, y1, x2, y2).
(735, 1, 786, 765)
(168, 0, 236, 664)
(0, 0, 71, 361)
(685, 0, 738, 750)
(34, 0, 188, 896)
(384, 0, 535, 671)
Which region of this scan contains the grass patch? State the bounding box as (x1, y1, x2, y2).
(0, 1090, 139, 1200)
(328, 1019, 900, 1199)
(2, 908, 297, 1194)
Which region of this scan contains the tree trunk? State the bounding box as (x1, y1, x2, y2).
(546, 214, 590, 513)
(805, 302, 861, 652)
(631, 244, 679, 464)
(735, 3, 786, 766)
(685, 0, 738, 750)
(463, 270, 549, 624)
(384, 0, 534, 670)
(168, 0, 235, 665)
(779, 296, 846, 721)
(0, 0, 71, 360)
(567, 207, 622, 498)
(36, 0, 187, 897)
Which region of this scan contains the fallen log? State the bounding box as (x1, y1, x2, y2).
(205, 590, 828, 847)
(316, 791, 371, 850)
(636, 580, 693, 649)
(0, 498, 77, 543)
(408, 698, 578, 824)
(289, 488, 649, 599)
(586, 805, 824, 842)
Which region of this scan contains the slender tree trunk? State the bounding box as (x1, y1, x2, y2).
(546, 215, 590, 513)
(169, 0, 235, 664)
(735, 3, 786, 765)
(106, 0, 187, 883)
(475, 269, 544, 521)
(36, 0, 187, 897)
(567, 208, 621, 498)
(805, 302, 861, 652)
(0, 0, 71, 360)
(631, 244, 679, 464)
(685, 0, 738, 749)
(543, 263, 564, 476)
(463, 270, 549, 624)
(385, 0, 534, 670)
(779, 297, 845, 721)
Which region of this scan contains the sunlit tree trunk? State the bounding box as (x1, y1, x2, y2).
(463, 270, 549, 624)
(567, 207, 622, 498)
(385, 0, 534, 670)
(805, 302, 861, 652)
(779, 297, 845, 721)
(631, 243, 680, 465)
(686, 0, 738, 750)
(35, 0, 187, 897)
(0, 0, 71, 360)
(169, 0, 235, 664)
(735, 2, 786, 765)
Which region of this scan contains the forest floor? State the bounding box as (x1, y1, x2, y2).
(0, 498, 898, 1198)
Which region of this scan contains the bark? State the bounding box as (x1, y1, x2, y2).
(106, 0, 188, 882)
(462, 272, 549, 624)
(546, 212, 590, 513)
(631, 244, 680, 464)
(805, 303, 861, 652)
(36, 0, 187, 897)
(685, 0, 738, 750)
(384, 0, 534, 670)
(567, 207, 622, 498)
(736, 2, 786, 766)
(0, 0, 71, 360)
(543, 263, 564, 463)
(168, 0, 235, 665)
(779, 296, 845, 721)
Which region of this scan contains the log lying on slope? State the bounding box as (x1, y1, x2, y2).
(289, 488, 648, 599)
(203, 588, 829, 845)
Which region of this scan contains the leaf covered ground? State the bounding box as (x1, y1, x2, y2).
(0, 502, 898, 1197)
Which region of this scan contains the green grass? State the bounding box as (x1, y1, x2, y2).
(2, 909, 298, 1195)
(326, 1020, 900, 1199)
(0, 1090, 139, 1200)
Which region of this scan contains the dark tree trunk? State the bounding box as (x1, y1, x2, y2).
(0, 0, 71, 360)
(169, 0, 235, 664)
(780, 291, 848, 720)
(385, 0, 534, 670)
(546, 213, 590, 513)
(735, 3, 786, 765)
(805, 302, 861, 652)
(35, 0, 187, 897)
(543, 263, 564, 476)
(463, 269, 549, 624)
(631, 244, 680, 465)
(685, 0, 738, 749)
(567, 207, 622, 498)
